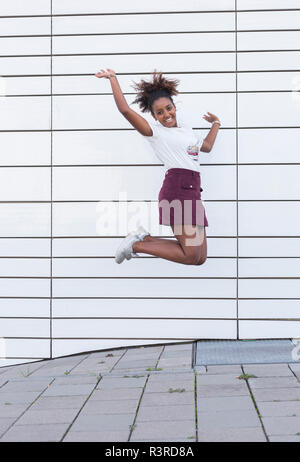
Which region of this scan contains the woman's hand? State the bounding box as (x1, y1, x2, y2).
(202, 111, 220, 124)
(95, 68, 116, 79)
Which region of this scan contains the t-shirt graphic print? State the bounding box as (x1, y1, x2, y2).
(186, 144, 199, 163)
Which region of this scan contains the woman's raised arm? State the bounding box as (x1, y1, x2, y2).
(95, 68, 153, 137)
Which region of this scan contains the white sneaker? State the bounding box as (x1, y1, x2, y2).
(115, 225, 150, 264)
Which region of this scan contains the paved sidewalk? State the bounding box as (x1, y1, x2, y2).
(1, 342, 300, 442)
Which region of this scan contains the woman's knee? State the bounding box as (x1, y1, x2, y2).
(195, 255, 207, 266)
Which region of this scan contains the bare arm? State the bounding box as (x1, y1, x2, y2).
(95, 68, 153, 136)
(200, 111, 221, 153)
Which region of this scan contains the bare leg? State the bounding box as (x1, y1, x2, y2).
(132, 225, 206, 265)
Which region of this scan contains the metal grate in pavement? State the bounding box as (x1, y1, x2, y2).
(195, 339, 300, 366)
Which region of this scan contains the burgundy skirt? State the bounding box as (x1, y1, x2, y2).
(158, 168, 209, 227)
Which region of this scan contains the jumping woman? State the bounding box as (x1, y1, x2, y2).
(95, 69, 221, 266)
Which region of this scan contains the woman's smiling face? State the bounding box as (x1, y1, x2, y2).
(151, 97, 177, 128)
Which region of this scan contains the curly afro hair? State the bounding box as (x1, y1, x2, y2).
(131, 70, 179, 114)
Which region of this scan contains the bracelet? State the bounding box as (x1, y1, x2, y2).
(212, 120, 221, 126)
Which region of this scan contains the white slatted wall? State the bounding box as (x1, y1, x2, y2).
(0, 0, 299, 367)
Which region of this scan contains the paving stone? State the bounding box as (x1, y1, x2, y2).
(141, 391, 194, 407)
(96, 376, 146, 390)
(89, 350, 124, 359)
(2, 380, 52, 392)
(197, 427, 266, 442)
(130, 419, 195, 440)
(42, 383, 94, 397)
(30, 395, 86, 410)
(90, 388, 142, 402)
(157, 358, 191, 368)
(0, 403, 28, 418)
(63, 430, 129, 442)
(0, 417, 15, 434)
(243, 364, 293, 377)
(269, 435, 300, 442)
(262, 416, 300, 436)
(136, 404, 194, 422)
(53, 376, 99, 386)
(148, 372, 194, 382)
(0, 391, 41, 405)
(248, 377, 300, 389)
(113, 360, 157, 370)
(81, 399, 138, 415)
(163, 343, 193, 352)
(196, 374, 242, 385)
(131, 438, 197, 442)
(197, 409, 260, 429)
(0, 423, 69, 442)
(257, 401, 300, 417)
(205, 365, 243, 375)
(196, 383, 248, 398)
(252, 387, 300, 402)
(70, 413, 135, 432)
(145, 379, 194, 393)
(197, 395, 254, 413)
(16, 408, 79, 425)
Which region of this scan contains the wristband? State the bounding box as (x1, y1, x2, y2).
(107, 74, 116, 79)
(212, 120, 221, 126)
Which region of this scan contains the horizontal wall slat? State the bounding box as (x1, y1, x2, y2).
(237, 11, 300, 30)
(238, 93, 300, 127)
(0, 17, 51, 36)
(0, 37, 50, 56)
(53, 94, 235, 130)
(52, 0, 236, 15)
(0, 1, 50, 17)
(0, 339, 50, 360)
(53, 52, 236, 74)
(52, 165, 236, 201)
(239, 258, 300, 278)
(52, 318, 237, 339)
(52, 201, 237, 237)
(0, 319, 49, 337)
(52, 129, 236, 166)
(0, 132, 51, 166)
(238, 165, 300, 200)
(0, 204, 51, 237)
(238, 202, 300, 236)
(52, 298, 236, 319)
(0, 167, 51, 201)
(239, 238, 300, 257)
(237, 31, 300, 51)
(239, 299, 300, 319)
(2, 76, 51, 96)
(237, 0, 300, 10)
(238, 51, 300, 71)
(238, 71, 300, 91)
(0, 57, 50, 76)
(52, 237, 237, 257)
(52, 257, 236, 278)
(238, 129, 300, 164)
(239, 279, 300, 298)
(53, 73, 236, 95)
(0, 97, 51, 130)
(0, 279, 50, 297)
(53, 12, 235, 35)
(0, 238, 50, 256)
(0, 258, 50, 277)
(52, 33, 235, 55)
(52, 278, 236, 298)
(0, 299, 50, 317)
(239, 320, 300, 339)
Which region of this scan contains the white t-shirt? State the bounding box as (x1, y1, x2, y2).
(142, 115, 205, 173)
